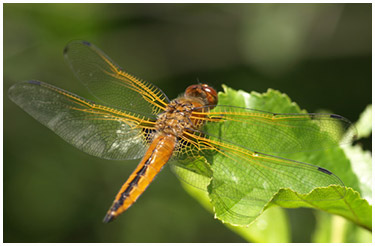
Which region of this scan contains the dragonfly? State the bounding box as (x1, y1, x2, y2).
(8, 41, 356, 224)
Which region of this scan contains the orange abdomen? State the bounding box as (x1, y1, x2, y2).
(103, 134, 176, 223)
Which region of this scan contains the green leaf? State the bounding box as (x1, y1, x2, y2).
(342, 144, 372, 204)
(353, 104, 372, 139)
(342, 104, 372, 203)
(272, 186, 371, 230)
(177, 85, 371, 238)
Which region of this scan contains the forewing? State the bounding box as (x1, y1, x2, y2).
(8, 81, 154, 160)
(64, 41, 169, 117)
(192, 106, 356, 156)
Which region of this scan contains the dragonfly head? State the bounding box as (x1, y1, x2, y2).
(184, 84, 218, 109)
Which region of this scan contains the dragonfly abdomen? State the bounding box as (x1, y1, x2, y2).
(103, 134, 176, 223)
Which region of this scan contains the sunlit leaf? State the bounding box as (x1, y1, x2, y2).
(272, 186, 371, 230)
(354, 104, 372, 139)
(179, 85, 370, 233)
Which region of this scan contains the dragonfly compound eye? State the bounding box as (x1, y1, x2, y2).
(184, 84, 218, 109)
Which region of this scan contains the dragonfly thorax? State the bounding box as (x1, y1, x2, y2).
(155, 98, 203, 137)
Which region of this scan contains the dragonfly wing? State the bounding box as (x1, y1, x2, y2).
(64, 41, 169, 117)
(197, 106, 356, 156)
(172, 105, 354, 194)
(208, 146, 344, 225)
(179, 130, 344, 225)
(8, 81, 154, 160)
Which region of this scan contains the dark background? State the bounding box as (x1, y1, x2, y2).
(4, 3, 371, 243)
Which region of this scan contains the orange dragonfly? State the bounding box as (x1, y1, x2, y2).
(8, 41, 355, 224)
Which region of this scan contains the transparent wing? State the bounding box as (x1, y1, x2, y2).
(172, 105, 355, 189)
(173, 130, 345, 224)
(64, 41, 169, 117)
(208, 141, 344, 225)
(191, 105, 356, 155)
(171, 105, 354, 223)
(8, 81, 156, 160)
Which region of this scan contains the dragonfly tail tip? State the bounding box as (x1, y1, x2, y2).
(102, 213, 115, 223)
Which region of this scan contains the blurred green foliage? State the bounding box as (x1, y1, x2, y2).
(4, 3, 371, 243)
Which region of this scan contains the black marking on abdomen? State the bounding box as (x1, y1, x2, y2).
(318, 167, 332, 175)
(111, 151, 155, 211)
